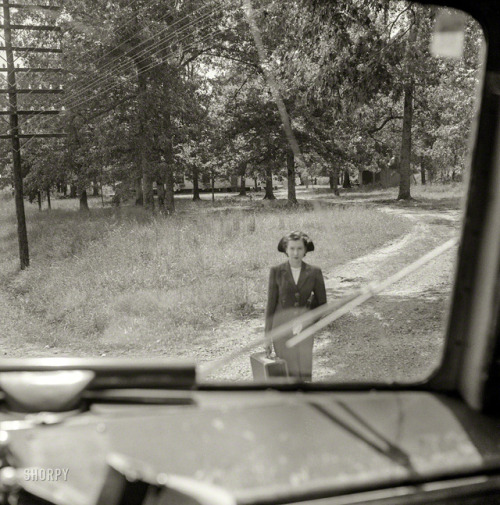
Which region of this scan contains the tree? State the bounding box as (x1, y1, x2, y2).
(4, 0, 482, 227)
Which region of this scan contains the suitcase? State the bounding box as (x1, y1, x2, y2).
(250, 352, 289, 381)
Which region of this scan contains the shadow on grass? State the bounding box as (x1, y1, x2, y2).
(311, 185, 464, 212)
(372, 197, 462, 211)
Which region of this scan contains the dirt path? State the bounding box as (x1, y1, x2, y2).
(199, 205, 461, 382)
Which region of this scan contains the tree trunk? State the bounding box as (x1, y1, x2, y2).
(192, 165, 201, 201)
(92, 179, 99, 197)
(46, 188, 51, 210)
(100, 175, 105, 207)
(330, 166, 340, 196)
(162, 103, 175, 214)
(70, 184, 77, 198)
(398, 80, 413, 200)
(263, 164, 276, 200)
(343, 169, 351, 188)
(421, 165, 426, 185)
(157, 180, 165, 207)
(211, 172, 215, 202)
(37, 191, 42, 211)
(165, 165, 175, 213)
(398, 12, 417, 201)
(138, 72, 154, 212)
(254, 177, 259, 190)
(287, 149, 297, 204)
(142, 167, 154, 211)
(68, 117, 88, 215)
(134, 176, 143, 206)
(239, 162, 247, 196)
(79, 189, 89, 211)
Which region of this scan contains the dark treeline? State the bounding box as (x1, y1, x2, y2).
(0, 0, 483, 210)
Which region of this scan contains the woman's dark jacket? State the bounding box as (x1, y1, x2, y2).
(265, 261, 327, 335)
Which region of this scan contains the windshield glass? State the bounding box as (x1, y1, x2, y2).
(0, 0, 484, 384)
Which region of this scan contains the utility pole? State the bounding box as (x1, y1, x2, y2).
(3, 0, 28, 268)
(0, 0, 64, 269)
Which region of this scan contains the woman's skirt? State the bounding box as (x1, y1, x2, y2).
(271, 307, 314, 381)
(273, 334, 313, 381)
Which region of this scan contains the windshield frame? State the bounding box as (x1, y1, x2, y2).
(0, 0, 493, 397)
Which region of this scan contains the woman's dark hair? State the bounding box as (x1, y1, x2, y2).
(278, 231, 315, 254)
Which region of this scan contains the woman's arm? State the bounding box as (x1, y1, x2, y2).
(314, 268, 327, 306)
(265, 267, 278, 334)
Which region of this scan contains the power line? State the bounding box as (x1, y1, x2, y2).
(0, 0, 159, 93)
(10, 0, 245, 149)
(14, 2, 225, 133)
(18, 22, 231, 151)
(77, 0, 176, 74)
(12, 0, 221, 133)
(62, 1, 218, 108)
(25, 0, 241, 119)
(1, 3, 220, 137)
(30, 22, 228, 131)
(63, 6, 223, 110)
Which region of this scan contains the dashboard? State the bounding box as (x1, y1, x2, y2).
(2, 390, 500, 505)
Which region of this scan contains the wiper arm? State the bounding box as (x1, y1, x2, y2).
(286, 237, 459, 349)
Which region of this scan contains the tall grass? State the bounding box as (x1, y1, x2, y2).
(0, 193, 411, 350)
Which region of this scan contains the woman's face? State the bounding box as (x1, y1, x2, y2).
(286, 239, 306, 267)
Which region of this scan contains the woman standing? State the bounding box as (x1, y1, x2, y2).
(265, 231, 327, 381)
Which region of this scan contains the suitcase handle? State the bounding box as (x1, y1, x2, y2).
(264, 338, 274, 359)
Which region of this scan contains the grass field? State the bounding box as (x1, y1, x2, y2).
(0, 190, 415, 352)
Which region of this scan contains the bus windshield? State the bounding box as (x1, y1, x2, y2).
(0, 0, 484, 384)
